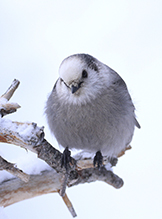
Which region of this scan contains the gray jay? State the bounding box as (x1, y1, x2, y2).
(45, 54, 140, 168)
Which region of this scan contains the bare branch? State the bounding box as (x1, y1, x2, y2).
(0, 156, 29, 182)
(117, 145, 132, 157)
(0, 166, 123, 206)
(1, 79, 20, 101)
(68, 167, 124, 189)
(35, 139, 76, 173)
(61, 193, 77, 217)
(0, 169, 61, 207)
(59, 173, 69, 197)
(0, 79, 20, 117)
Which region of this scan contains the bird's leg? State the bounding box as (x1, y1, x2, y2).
(61, 146, 72, 171)
(93, 150, 103, 169)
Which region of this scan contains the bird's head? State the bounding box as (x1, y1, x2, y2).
(57, 54, 110, 105)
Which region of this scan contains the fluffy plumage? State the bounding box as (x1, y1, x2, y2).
(45, 54, 140, 158)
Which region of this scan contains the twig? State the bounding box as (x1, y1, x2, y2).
(0, 79, 20, 117)
(61, 193, 77, 217)
(0, 156, 30, 183)
(1, 79, 20, 101)
(68, 166, 124, 189)
(59, 173, 69, 197)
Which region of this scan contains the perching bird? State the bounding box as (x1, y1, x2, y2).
(45, 54, 140, 168)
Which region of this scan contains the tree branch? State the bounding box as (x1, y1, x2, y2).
(0, 156, 29, 182)
(0, 79, 128, 217)
(0, 79, 20, 117)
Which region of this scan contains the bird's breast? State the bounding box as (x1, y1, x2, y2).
(48, 90, 135, 156)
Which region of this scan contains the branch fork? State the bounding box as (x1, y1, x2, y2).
(0, 79, 129, 218)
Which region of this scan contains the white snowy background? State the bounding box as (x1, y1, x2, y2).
(0, 0, 162, 218)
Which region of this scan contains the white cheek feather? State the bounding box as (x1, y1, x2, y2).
(59, 57, 83, 84)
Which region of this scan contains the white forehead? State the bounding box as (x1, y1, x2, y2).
(59, 56, 84, 83)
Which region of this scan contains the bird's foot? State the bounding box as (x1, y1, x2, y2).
(61, 147, 72, 172)
(93, 150, 103, 169)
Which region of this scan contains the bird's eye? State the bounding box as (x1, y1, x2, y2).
(82, 70, 88, 78)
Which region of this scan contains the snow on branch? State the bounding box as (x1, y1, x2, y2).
(0, 79, 20, 117)
(0, 79, 128, 218)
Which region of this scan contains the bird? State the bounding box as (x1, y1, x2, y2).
(45, 53, 140, 169)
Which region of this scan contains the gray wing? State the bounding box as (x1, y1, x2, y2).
(109, 68, 141, 129)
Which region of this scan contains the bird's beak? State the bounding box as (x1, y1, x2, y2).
(71, 85, 80, 94)
(71, 82, 83, 94)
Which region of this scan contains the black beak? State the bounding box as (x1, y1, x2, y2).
(71, 85, 80, 94)
(71, 82, 83, 94)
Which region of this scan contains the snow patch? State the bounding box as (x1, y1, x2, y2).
(0, 118, 33, 137)
(0, 97, 8, 105)
(15, 152, 52, 175)
(0, 152, 52, 184)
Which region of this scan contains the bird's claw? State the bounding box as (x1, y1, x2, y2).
(61, 147, 72, 172)
(93, 150, 103, 169)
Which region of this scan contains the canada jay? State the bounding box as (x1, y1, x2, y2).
(45, 54, 140, 167)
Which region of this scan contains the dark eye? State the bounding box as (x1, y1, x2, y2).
(82, 70, 88, 78)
